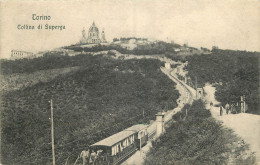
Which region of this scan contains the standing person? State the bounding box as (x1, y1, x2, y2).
(230, 104, 235, 114)
(80, 149, 89, 165)
(235, 102, 240, 114)
(220, 106, 223, 116)
(225, 103, 230, 114)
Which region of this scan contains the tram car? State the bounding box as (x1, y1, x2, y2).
(88, 124, 149, 165)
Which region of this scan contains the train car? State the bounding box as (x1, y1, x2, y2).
(88, 124, 149, 165)
(125, 125, 148, 149)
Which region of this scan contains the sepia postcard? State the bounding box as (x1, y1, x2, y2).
(0, 0, 259, 165)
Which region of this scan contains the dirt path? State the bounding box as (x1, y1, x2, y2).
(204, 84, 260, 164)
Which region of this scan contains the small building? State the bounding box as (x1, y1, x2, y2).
(165, 63, 171, 70)
(10, 50, 35, 60)
(156, 112, 165, 138)
(196, 88, 204, 99)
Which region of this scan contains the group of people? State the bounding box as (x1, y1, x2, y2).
(217, 103, 242, 116)
(220, 103, 231, 116)
(210, 102, 242, 116)
(80, 149, 106, 165)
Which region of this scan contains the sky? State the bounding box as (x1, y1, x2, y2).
(0, 0, 259, 59)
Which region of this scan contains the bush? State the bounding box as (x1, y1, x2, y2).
(107, 50, 116, 56)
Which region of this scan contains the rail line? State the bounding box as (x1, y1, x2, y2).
(122, 66, 196, 165)
(145, 67, 195, 140)
(160, 67, 195, 125)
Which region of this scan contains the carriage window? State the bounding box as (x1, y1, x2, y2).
(112, 146, 115, 155)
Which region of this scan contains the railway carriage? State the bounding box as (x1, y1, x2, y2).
(88, 124, 149, 165)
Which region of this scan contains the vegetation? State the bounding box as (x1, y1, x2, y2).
(1, 55, 180, 165)
(0, 67, 79, 92)
(131, 41, 179, 55)
(144, 100, 256, 165)
(113, 37, 148, 42)
(184, 49, 260, 114)
(0, 53, 94, 75)
(165, 52, 187, 63)
(64, 41, 181, 55)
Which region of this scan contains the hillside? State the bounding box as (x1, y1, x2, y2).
(64, 41, 180, 55)
(1, 55, 180, 165)
(0, 66, 79, 92)
(144, 100, 256, 165)
(0, 53, 89, 75)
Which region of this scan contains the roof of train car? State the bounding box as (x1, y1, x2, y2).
(124, 124, 149, 132)
(91, 124, 149, 147)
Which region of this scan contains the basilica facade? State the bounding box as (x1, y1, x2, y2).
(80, 22, 107, 44)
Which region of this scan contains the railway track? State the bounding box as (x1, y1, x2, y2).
(122, 65, 196, 143)
(160, 67, 195, 125)
(144, 67, 196, 140)
(122, 66, 195, 165)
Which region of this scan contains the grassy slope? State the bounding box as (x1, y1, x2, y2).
(0, 66, 79, 92)
(144, 100, 255, 165)
(1, 55, 179, 165)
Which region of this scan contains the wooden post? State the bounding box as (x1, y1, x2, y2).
(244, 95, 246, 112)
(195, 76, 197, 98)
(50, 99, 56, 165)
(140, 133, 142, 152)
(243, 95, 246, 113)
(240, 96, 245, 113)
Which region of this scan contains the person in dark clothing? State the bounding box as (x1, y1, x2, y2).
(220, 106, 223, 116)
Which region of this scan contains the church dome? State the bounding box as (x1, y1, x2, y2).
(89, 22, 99, 33)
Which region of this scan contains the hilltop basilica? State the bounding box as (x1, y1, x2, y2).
(80, 22, 107, 44)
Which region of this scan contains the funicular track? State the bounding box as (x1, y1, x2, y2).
(121, 66, 195, 165)
(145, 66, 195, 141)
(85, 62, 196, 165)
(160, 67, 195, 126)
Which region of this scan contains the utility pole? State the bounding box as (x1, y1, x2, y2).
(140, 136, 142, 151)
(195, 76, 197, 98)
(195, 76, 197, 90)
(140, 132, 142, 156)
(243, 95, 246, 113)
(50, 99, 56, 165)
(240, 95, 246, 113)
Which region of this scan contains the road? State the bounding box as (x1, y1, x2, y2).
(204, 84, 260, 164)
